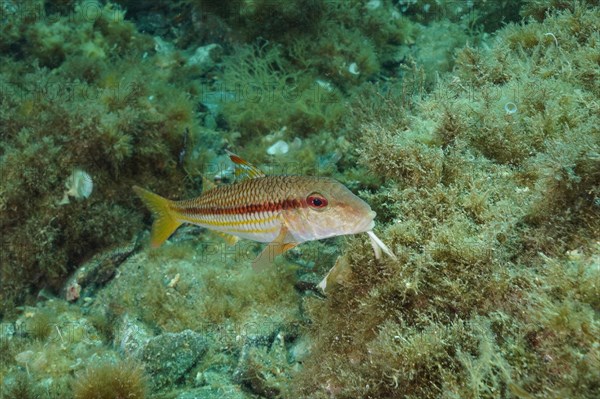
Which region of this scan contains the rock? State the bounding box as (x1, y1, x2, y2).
(266, 140, 289, 155)
(113, 314, 153, 357)
(176, 386, 249, 399)
(62, 235, 141, 301)
(187, 44, 222, 73)
(233, 332, 294, 398)
(141, 329, 208, 390)
(288, 335, 312, 363)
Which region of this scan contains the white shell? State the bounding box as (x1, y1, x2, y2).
(348, 62, 360, 75)
(67, 169, 93, 199)
(366, 0, 382, 11)
(267, 140, 289, 155)
(504, 102, 518, 115)
(316, 79, 333, 92)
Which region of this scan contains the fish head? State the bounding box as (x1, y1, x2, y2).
(284, 177, 376, 242)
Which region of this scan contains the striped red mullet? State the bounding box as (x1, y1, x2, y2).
(133, 151, 396, 269)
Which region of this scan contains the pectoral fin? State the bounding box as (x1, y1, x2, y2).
(252, 226, 298, 271)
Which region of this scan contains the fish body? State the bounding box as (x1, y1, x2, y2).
(134, 152, 396, 267)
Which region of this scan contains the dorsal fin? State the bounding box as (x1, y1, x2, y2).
(226, 150, 266, 180)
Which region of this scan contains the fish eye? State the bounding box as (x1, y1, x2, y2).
(307, 193, 328, 210)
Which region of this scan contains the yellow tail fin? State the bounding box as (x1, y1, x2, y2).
(133, 185, 182, 248)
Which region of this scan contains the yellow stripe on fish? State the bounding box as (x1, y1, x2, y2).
(133, 151, 397, 269)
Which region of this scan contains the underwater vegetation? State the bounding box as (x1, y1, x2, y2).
(0, 0, 598, 398)
(72, 359, 147, 399)
(0, 0, 200, 316)
(288, 3, 600, 398)
(0, 0, 433, 316)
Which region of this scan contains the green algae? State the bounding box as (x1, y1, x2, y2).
(288, 3, 599, 398)
(72, 359, 147, 399)
(0, 1, 598, 398)
(0, 0, 198, 316)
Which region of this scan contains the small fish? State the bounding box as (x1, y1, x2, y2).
(133, 151, 396, 269)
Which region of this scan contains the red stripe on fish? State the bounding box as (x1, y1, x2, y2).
(178, 197, 305, 216)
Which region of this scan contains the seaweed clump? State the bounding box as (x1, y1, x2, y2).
(0, 0, 199, 315)
(72, 359, 147, 399)
(0, 371, 43, 399)
(289, 3, 599, 398)
(199, 0, 420, 159)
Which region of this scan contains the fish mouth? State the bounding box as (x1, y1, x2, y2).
(353, 210, 376, 233)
